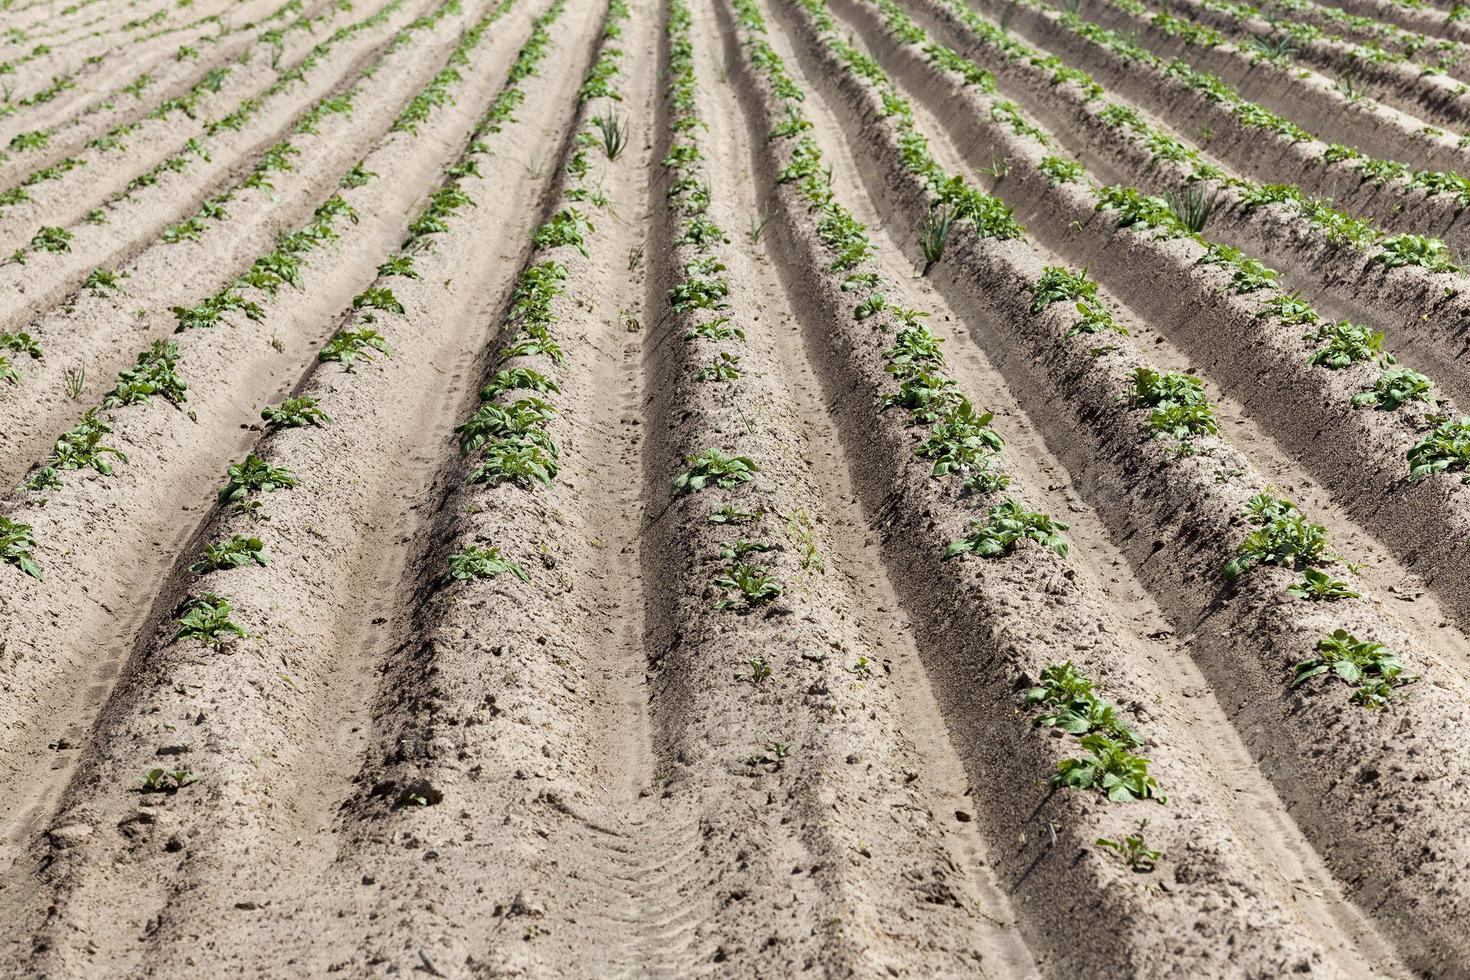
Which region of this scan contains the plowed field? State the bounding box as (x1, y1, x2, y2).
(2, 0, 1468, 973)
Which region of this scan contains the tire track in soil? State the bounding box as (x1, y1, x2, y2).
(747, 0, 1405, 972)
(689, 5, 1039, 973)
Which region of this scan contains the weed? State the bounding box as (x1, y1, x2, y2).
(1096, 819, 1161, 871)
(919, 205, 953, 276)
(1292, 629, 1415, 709)
(262, 395, 330, 428)
(319, 328, 391, 370)
(64, 365, 85, 399)
(442, 545, 530, 585)
(190, 535, 269, 573)
(1335, 71, 1367, 103)
(1352, 368, 1434, 411)
(0, 515, 41, 579)
(174, 593, 247, 648)
(1164, 184, 1217, 233)
(219, 454, 296, 503)
(628, 242, 645, 270)
(946, 498, 1068, 558)
(1053, 733, 1162, 802)
(1247, 34, 1295, 62)
(672, 449, 758, 496)
(593, 111, 628, 160)
(749, 207, 774, 243)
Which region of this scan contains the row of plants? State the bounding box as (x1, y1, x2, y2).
(963, 0, 1470, 211)
(152, 0, 493, 251)
(433, 0, 628, 587)
(661, 0, 787, 618)
(793, 0, 1420, 709)
(739, 0, 1178, 802)
(0, 0, 361, 223)
(882, 0, 1470, 486)
(892, 0, 1469, 290)
(145, 0, 581, 810)
(0, 0, 305, 129)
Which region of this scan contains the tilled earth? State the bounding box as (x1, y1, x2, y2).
(1, 0, 1468, 974)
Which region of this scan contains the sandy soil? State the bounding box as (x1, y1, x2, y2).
(2, 0, 1468, 974)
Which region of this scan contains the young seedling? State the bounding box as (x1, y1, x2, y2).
(0, 515, 42, 579)
(319, 328, 391, 370)
(1029, 266, 1096, 314)
(51, 409, 126, 474)
(1025, 661, 1140, 744)
(469, 438, 559, 488)
(708, 504, 760, 525)
(1408, 416, 1470, 482)
(946, 498, 1068, 559)
(1292, 629, 1415, 709)
(696, 351, 740, 382)
(1286, 568, 1360, 601)
(1224, 494, 1334, 581)
(1053, 733, 1163, 803)
(174, 593, 247, 648)
(442, 545, 530, 586)
(735, 657, 772, 684)
(713, 562, 783, 610)
(672, 449, 758, 496)
(189, 534, 269, 573)
(352, 287, 405, 315)
(1096, 819, 1161, 871)
(745, 740, 791, 771)
(1352, 368, 1434, 411)
(102, 340, 187, 408)
(139, 767, 198, 792)
(83, 267, 127, 294)
(261, 395, 331, 428)
(219, 454, 296, 503)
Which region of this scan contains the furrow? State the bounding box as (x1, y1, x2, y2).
(0, 0, 547, 940)
(885, 0, 1470, 394)
(0, 0, 330, 200)
(0, 0, 417, 344)
(760, 0, 1470, 970)
(0, 0, 454, 486)
(864, 0, 1470, 641)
